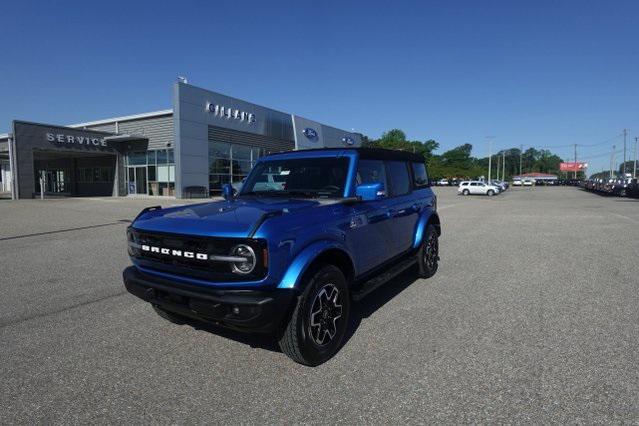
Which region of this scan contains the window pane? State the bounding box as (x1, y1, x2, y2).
(147, 151, 156, 166)
(234, 160, 253, 175)
(232, 144, 251, 161)
(167, 149, 174, 165)
(210, 159, 230, 174)
(127, 152, 146, 166)
(387, 161, 410, 196)
(356, 160, 388, 192)
(157, 150, 168, 165)
(148, 165, 157, 181)
(411, 163, 428, 188)
(209, 141, 231, 159)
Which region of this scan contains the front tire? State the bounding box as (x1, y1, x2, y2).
(487, 189, 494, 196)
(278, 264, 350, 366)
(418, 224, 439, 278)
(462, 189, 470, 196)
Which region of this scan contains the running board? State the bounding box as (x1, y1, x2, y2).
(352, 257, 417, 301)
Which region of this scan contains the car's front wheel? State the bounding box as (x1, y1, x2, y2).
(462, 189, 470, 195)
(418, 224, 439, 278)
(487, 189, 494, 196)
(278, 264, 350, 366)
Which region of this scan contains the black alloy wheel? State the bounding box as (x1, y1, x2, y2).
(418, 224, 439, 278)
(279, 264, 350, 366)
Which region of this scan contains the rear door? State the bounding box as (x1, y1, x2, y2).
(385, 161, 420, 254)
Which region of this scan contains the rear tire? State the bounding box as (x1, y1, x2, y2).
(152, 305, 188, 325)
(278, 264, 350, 366)
(418, 224, 439, 278)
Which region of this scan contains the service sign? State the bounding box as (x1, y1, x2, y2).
(46, 132, 107, 147)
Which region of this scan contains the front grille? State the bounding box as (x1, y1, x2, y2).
(127, 228, 267, 282)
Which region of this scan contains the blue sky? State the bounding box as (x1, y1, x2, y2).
(2, 0, 638, 172)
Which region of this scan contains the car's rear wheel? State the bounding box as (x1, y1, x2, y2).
(278, 264, 350, 366)
(152, 305, 188, 325)
(487, 189, 494, 196)
(462, 189, 470, 196)
(418, 224, 439, 278)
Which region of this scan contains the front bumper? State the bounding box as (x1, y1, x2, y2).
(123, 266, 297, 333)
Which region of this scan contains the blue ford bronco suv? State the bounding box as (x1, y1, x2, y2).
(124, 148, 440, 365)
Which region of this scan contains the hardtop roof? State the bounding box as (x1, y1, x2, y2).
(262, 147, 425, 163)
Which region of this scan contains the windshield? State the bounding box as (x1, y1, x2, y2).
(240, 157, 350, 198)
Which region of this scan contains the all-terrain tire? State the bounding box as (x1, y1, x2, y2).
(418, 224, 439, 278)
(278, 264, 350, 366)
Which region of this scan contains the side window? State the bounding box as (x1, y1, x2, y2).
(411, 163, 429, 188)
(386, 161, 411, 196)
(470, 182, 478, 186)
(356, 160, 388, 193)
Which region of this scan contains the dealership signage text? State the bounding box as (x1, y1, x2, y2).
(207, 103, 256, 124)
(46, 133, 107, 147)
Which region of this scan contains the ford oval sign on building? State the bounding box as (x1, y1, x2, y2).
(303, 128, 318, 139)
(342, 136, 355, 145)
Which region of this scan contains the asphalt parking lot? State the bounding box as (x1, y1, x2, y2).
(1, 188, 638, 423)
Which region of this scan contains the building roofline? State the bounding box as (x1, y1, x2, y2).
(68, 109, 173, 128)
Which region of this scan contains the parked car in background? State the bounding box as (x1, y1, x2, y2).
(491, 180, 508, 191)
(458, 180, 500, 196)
(523, 179, 534, 186)
(513, 179, 522, 186)
(626, 178, 639, 198)
(437, 178, 450, 186)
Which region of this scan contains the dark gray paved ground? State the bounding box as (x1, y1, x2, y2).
(1, 189, 638, 423)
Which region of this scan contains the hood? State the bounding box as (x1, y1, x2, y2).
(132, 197, 322, 238)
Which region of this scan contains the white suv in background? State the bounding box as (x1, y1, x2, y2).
(458, 181, 500, 196)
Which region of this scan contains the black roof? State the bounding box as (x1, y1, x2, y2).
(356, 147, 425, 162)
(266, 147, 425, 163)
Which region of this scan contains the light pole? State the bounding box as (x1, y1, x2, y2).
(486, 136, 495, 183)
(634, 136, 638, 178)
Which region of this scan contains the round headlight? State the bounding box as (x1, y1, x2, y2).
(230, 244, 256, 274)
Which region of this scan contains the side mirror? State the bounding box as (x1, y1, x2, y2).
(222, 183, 234, 201)
(355, 182, 386, 201)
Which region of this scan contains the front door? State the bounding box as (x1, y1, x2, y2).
(128, 166, 147, 195)
(349, 159, 395, 273)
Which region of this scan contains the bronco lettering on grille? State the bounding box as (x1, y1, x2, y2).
(141, 244, 208, 260)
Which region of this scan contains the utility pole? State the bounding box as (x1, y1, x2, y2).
(496, 153, 500, 181)
(610, 145, 616, 178)
(502, 150, 506, 181)
(623, 129, 628, 176)
(573, 144, 578, 180)
(519, 145, 523, 177)
(634, 136, 638, 178)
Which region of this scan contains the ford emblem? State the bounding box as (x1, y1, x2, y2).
(303, 128, 318, 139)
(342, 136, 355, 145)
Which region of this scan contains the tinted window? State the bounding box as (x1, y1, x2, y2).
(241, 157, 349, 198)
(357, 160, 388, 193)
(412, 163, 429, 188)
(470, 182, 478, 186)
(386, 161, 411, 196)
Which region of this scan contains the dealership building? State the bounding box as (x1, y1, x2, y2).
(0, 82, 361, 199)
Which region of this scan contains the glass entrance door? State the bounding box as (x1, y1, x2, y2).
(127, 166, 148, 195)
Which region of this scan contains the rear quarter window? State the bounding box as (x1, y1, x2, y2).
(411, 163, 429, 188)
